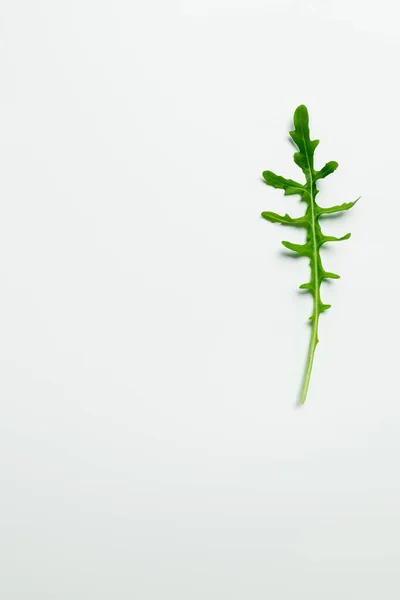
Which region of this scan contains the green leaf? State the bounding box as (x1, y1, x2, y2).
(315, 161, 339, 180)
(260, 105, 358, 404)
(289, 105, 319, 177)
(319, 302, 331, 313)
(317, 197, 360, 215)
(281, 240, 312, 256)
(262, 171, 305, 196)
(320, 233, 351, 245)
(261, 211, 308, 227)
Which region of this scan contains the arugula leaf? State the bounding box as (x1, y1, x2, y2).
(261, 105, 358, 404)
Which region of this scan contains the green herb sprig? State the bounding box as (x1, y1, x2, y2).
(262, 105, 358, 404)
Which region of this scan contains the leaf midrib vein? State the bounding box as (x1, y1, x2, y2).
(299, 121, 319, 401)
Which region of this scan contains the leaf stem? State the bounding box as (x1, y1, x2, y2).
(300, 312, 319, 404)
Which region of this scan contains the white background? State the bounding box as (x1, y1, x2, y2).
(1, 1, 399, 598)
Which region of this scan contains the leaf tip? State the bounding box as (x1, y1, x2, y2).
(262, 170, 274, 184)
(295, 104, 308, 116)
(292, 105, 309, 132)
